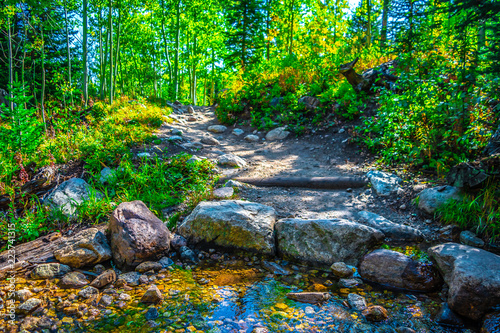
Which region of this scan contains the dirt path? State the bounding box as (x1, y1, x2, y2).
(150, 105, 438, 240)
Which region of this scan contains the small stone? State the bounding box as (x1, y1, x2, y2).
(141, 285, 164, 304)
(347, 293, 367, 311)
(233, 128, 244, 136)
(435, 302, 464, 328)
(266, 127, 290, 141)
(168, 135, 183, 142)
(99, 295, 114, 307)
(77, 286, 99, 299)
(59, 272, 89, 289)
(180, 246, 198, 263)
(171, 128, 183, 135)
(245, 134, 260, 142)
(99, 167, 117, 184)
(330, 262, 353, 278)
(305, 306, 315, 315)
(159, 256, 174, 268)
(170, 234, 188, 250)
(139, 275, 150, 285)
(262, 261, 291, 275)
(217, 154, 247, 168)
(90, 269, 116, 289)
(208, 125, 227, 133)
(399, 204, 407, 210)
(137, 152, 151, 158)
(145, 307, 159, 320)
(118, 272, 141, 286)
(119, 293, 131, 301)
(136, 261, 163, 273)
(114, 278, 127, 288)
(460, 230, 484, 248)
(338, 278, 363, 288)
(362, 305, 388, 322)
(213, 187, 234, 199)
(18, 298, 43, 314)
(13, 289, 33, 302)
(31, 263, 71, 279)
(338, 128, 345, 134)
(93, 264, 106, 275)
(201, 136, 220, 145)
(439, 225, 461, 242)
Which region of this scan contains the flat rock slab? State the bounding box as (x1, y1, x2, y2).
(428, 242, 500, 320)
(217, 154, 247, 168)
(366, 171, 402, 196)
(359, 249, 442, 292)
(275, 218, 384, 266)
(266, 127, 290, 141)
(54, 228, 112, 268)
(357, 211, 423, 243)
(417, 186, 462, 214)
(213, 187, 234, 199)
(178, 200, 276, 255)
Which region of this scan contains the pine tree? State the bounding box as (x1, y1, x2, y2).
(224, 0, 266, 68)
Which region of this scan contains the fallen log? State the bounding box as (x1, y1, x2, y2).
(339, 57, 399, 94)
(232, 176, 368, 189)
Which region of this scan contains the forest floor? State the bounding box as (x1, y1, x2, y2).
(146, 104, 443, 245)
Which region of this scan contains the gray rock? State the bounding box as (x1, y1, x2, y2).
(275, 218, 384, 266)
(357, 211, 423, 243)
(54, 228, 112, 268)
(168, 135, 183, 142)
(159, 257, 174, 268)
(137, 152, 152, 158)
(178, 200, 276, 255)
(266, 127, 290, 141)
(435, 302, 464, 328)
(90, 269, 116, 289)
(18, 298, 42, 314)
(170, 234, 188, 250)
(118, 272, 141, 286)
(428, 242, 500, 320)
(348, 293, 367, 311)
(439, 225, 461, 242)
(31, 263, 71, 279)
(186, 155, 202, 164)
(44, 178, 103, 217)
(207, 125, 227, 133)
(217, 154, 247, 168)
(262, 261, 291, 275)
(339, 278, 363, 288)
(224, 180, 248, 189)
(77, 286, 99, 299)
(269, 97, 284, 108)
(179, 246, 198, 263)
(232, 128, 244, 136)
(171, 128, 183, 135)
(366, 170, 402, 196)
(109, 201, 171, 270)
(59, 272, 89, 289)
(99, 168, 117, 184)
(187, 106, 195, 114)
(359, 249, 442, 292)
(417, 186, 462, 214)
(136, 261, 163, 273)
(213, 187, 234, 199)
(141, 285, 163, 304)
(13, 289, 33, 302)
(99, 294, 114, 307)
(330, 262, 354, 278)
(298, 96, 320, 110)
(460, 230, 484, 248)
(244, 134, 260, 142)
(200, 136, 220, 145)
(183, 142, 204, 149)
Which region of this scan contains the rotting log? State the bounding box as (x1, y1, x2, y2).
(339, 57, 399, 94)
(232, 176, 368, 189)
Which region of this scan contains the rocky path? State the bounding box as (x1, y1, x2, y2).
(152, 104, 435, 239)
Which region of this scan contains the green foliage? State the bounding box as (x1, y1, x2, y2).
(380, 244, 430, 263)
(0, 81, 43, 158)
(356, 61, 497, 173)
(435, 182, 500, 242)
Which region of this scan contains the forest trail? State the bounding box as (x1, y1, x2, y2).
(152, 104, 434, 238)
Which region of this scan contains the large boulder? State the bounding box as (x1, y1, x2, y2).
(44, 178, 103, 217)
(357, 211, 423, 243)
(358, 249, 442, 292)
(428, 243, 500, 320)
(178, 200, 276, 255)
(109, 201, 171, 270)
(54, 228, 112, 268)
(366, 170, 402, 196)
(417, 186, 462, 214)
(275, 219, 384, 266)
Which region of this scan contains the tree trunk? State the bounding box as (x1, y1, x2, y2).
(289, 0, 295, 55)
(109, 0, 114, 104)
(7, 16, 14, 112)
(160, 0, 173, 97)
(83, 0, 89, 107)
(339, 58, 399, 94)
(367, 0, 371, 48)
(64, 0, 73, 106)
(174, 0, 181, 100)
(40, 24, 47, 133)
(381, 0, 389, 45)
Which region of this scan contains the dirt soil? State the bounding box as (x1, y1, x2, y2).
(144, 105, 443, 243)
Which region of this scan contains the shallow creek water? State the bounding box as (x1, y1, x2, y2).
(6, 254, 476, 333)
